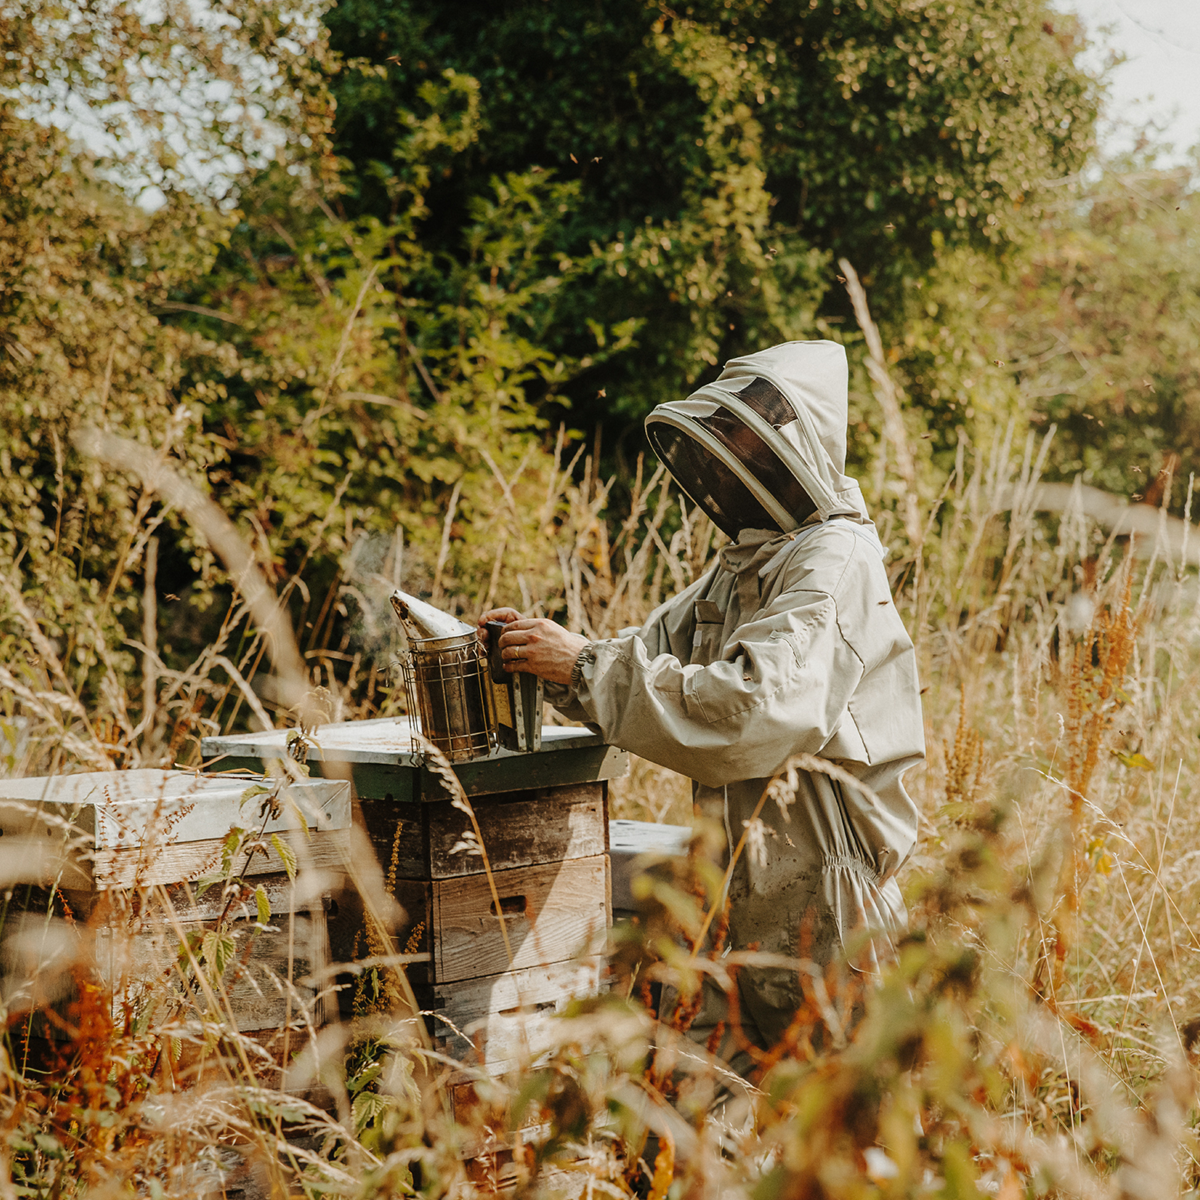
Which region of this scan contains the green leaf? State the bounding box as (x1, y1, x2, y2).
(201, 929, 237, 978)
(271, 833, 298, 880)
(221, 827, 246, 874)
(255, 883, 272, 927)
(352, 1089, 391, 1136)
(33, 1133, 63, 1159)
(239, 783, 270, 810)
(176, 930, 203, 973)
(1114, 750, 1153, 770)
(347, 1061, 383, 1097)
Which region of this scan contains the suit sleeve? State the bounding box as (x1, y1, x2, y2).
(569, 586, 865, 788)
(542, 575, 708, 720)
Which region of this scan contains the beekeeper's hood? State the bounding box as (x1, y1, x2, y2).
(645, 340, 868, 538)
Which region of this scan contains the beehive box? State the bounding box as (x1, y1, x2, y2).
(0, 769, 350, 1035)
(609, 819, 692, 917)
(202, 718, 627, 1074)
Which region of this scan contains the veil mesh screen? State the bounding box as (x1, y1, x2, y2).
(647, 425, 777, 538)
(648, 377, 815, 537)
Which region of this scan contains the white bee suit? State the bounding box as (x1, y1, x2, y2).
(547, 341, 925, 1045)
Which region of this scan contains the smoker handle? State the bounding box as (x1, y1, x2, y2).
(485, 620, 508, 685)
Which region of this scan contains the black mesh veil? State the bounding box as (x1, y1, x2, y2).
(646, 377, 817, 539)
(646, 424, 779, 536)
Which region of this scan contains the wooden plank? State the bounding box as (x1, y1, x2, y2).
(59, 871, 318, 924)
(427, 958, 603, 1071)
(438, 1003, 568, 1075)
(220, 913, 329, 1031)
(91, 778, 349, 848)
(0, 773, 350, 891)
(361, 783, 607, 881)
(93, 911, 329, 1033)
(161, 872, 324, 924)
(433, 957, 604, 1023)
(432, 856, 608, 984)
(92, 827, 351, 889)
(426, 784, 606, 878)
(429, 745, 628, 800)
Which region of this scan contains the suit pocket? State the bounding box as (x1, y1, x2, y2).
(689, 598, 725, 666)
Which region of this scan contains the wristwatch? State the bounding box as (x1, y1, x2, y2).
(570, 644, 597, 692)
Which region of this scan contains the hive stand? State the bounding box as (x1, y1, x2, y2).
(0, 769, 350, 1047)
(201, 718, 628, 1075)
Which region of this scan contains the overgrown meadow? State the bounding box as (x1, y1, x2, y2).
(4, 388, 1200, 1198)
(5, 0, 1200, 1195)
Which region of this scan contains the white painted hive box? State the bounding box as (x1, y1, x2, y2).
(0, 769, 351, 889)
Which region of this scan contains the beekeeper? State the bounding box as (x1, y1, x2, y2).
(479, 339, 925, 1055)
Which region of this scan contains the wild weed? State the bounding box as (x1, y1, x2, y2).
(3, 404, 1200, 1195)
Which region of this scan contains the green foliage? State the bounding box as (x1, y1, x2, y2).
(0, 0, 339, 730)
(895, 159, 1200, 503)
(270, 832, 298, 880)
(0, 105, 226, 657)
(254, 883, 272, 928)
(194, 71, 638, 597)
(325, 0, 1100, 423)
(1, 6, 638, 736)
(1009, 164, 1200, 497)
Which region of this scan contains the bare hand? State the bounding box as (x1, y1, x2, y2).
(478, 609, 589, 685)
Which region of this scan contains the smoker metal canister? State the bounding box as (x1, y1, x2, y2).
(392, 591, 495, 763)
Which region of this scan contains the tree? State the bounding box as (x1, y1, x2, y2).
(894, 160, 1200, 504)
(0, 14, 634, 741)
(0, 0, 338, 726)
(323, 0, 1100, 426)
(195, 75, 637, 601)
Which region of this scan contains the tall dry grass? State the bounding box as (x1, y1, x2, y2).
(4, 330, 1200, 1194)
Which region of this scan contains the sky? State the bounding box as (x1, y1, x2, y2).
(1058, 0, 1200, 163)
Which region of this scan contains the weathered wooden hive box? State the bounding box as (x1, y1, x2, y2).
(0, 769, 351, 1036)
(202, 718, 628, 1074)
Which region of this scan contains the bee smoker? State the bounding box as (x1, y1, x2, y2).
(390, 590, 495, 763)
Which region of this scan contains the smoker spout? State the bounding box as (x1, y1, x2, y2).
(389, 589, 476, 643)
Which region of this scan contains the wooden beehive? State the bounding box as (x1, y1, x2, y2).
(0, 769, 351, 1035)
(201, 718, 627, 1074)
(609, 818, 692, 917)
